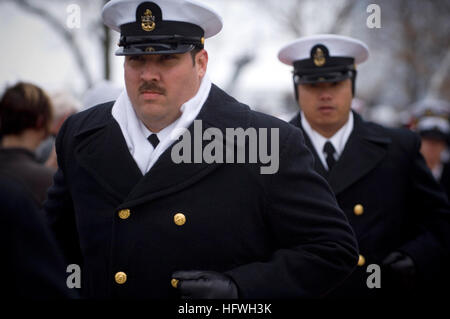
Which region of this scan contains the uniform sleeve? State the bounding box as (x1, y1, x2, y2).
(226, 126, 359, 298)
(398, 133, 450, 284)
(43, 119, 83, 266)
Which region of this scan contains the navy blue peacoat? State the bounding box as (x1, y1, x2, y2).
(290, 111, 450, 298)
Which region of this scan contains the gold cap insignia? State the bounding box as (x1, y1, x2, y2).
(171, 278, 179, 288)
(313, 48, 326, 67)
(141, 9, 156, 32)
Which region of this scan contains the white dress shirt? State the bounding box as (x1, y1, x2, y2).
(301, 111, 354, 170)
(112, 73, 212, 175)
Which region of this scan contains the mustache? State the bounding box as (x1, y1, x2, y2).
(139, 82, 166, 94)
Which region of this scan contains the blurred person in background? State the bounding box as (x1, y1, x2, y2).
(81, 80, 122, 112)
(415, 110, 450, 198)
(279, 34, 450, 299)
(36, 90, 81, 169)
(0, 81, 55, 206)
(368, 104, 401, 128)
(409, 99, 450, 130)
(0, 173, 77, 299)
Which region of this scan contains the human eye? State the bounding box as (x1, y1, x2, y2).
(127, 55, 144, 62)
(161, 54, 177, 61)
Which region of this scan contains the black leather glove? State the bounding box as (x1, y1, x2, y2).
(172, 270, 239, 299)
(382, 251, 417, 291)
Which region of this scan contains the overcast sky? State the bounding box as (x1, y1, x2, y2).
(0, 1, 350, 107)
(0, 1, 296, 89)
(2, 0, 444, 123)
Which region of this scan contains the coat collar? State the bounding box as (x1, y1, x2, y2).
(73, 85, 250, 207)
(73, 105, 142, 203)
(289, 114, 328, 177)
(73, 85, 249, 139)
(290, 111, 391, 195)
(0, 147, 37, 162)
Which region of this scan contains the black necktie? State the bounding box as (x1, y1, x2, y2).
(147, 134, 160, 148)
(323, 141, 336, 171)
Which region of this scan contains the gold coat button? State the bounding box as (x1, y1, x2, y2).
(115, 271, 127, 284)
(354, 204, 364, 216)
(171, 278, 179, 288)
(118, 209, 131, 219)
(174, 213, 186, 226)
(357, 255, 366, 267)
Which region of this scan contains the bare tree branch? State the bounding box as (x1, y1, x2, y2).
(8, 0, 94, 88)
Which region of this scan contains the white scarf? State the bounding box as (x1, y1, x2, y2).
(112, 74, 212, 175)
(301, 111, 354, 170)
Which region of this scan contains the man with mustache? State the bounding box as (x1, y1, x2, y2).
(43, 1, 359, 299)
(278, 34, 450, 298)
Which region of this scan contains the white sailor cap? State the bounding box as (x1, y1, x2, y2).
(417, 115, 450, 141)
(411, 98, 450, 119)
(102, 0, 223, 56)
(278, 34, 369, 84)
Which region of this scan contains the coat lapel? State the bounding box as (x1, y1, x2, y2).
(328, 113, 391, 195)
(290, 111, 391, 195)
(74, 106, 143, 203)
(120, 122, 222, 208)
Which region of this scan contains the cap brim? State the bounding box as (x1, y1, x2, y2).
(420, 130, 449, 142)
(296, 71, 353, 84)
(116, 44, 196, 56)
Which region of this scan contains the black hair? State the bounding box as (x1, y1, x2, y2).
(0, 82, 53, 136)
(190, 47, 202, 65)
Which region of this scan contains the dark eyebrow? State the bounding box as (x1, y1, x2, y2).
(127, 55, 143, 60)
(161, 54, 178, 60)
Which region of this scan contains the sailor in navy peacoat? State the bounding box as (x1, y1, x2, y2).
(44, 85, 359, 298)
(279, 34, 450, 298)
(290, 111, 450, 297)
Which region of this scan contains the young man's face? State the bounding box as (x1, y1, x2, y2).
(124, 49, 208, 132)
(298, 79, 353, 138)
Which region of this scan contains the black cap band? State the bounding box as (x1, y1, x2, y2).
(420, 129, 450, 142)
(116, 1, 205, 55)
(292, 44, 356, 84)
